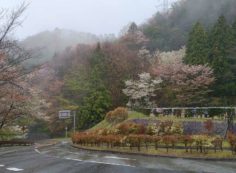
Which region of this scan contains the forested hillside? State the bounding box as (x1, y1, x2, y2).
(21, 28, 115, 64)
(142, 0, 236, 51)
(30, 0, 236, 135)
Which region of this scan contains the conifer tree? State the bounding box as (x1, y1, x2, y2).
(184, 22, 209, 65)
(208, 16, 235, 102)
(208, 16, 231, 76)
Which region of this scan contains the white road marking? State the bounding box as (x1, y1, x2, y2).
(34, 149, 40, 154)
(0, 164, 5, 167)
(64, 157, 135, 167)
(104, 156, 136, 161)
(65, 158, 83, 162)
(87, 160, 136, 167)
(6, 167, 24, 171)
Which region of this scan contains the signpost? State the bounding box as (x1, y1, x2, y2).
(59, 110, 71, 119)
(59, 110, 76, 138)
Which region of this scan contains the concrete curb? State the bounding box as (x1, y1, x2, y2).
(71, 144, 236, 161)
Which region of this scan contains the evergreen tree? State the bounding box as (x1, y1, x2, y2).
(208, 16, 235, 103)
(63, 43, 111, 129)
(184, 22, 209, 65)
(230, 21, 236, 77)
(208, 16, 231, 75)
(78, 43, 111, 129)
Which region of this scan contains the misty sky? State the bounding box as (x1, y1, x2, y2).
(1, 0, 177, 39)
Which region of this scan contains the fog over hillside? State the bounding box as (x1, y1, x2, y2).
(21, 28, 116, 64)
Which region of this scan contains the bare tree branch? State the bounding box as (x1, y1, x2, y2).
(0, 3, 28, 43)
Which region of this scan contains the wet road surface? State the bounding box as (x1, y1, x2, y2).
(0, 141, 236, 173)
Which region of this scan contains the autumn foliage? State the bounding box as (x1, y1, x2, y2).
(72, 129, 231, 154)
(105, 107, 128, 124)
(227, 132, 236, 154)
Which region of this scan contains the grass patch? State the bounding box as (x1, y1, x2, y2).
(90, 111, 148, 130)
(128, 111, 148, 119)
(90, 111, 227, 131)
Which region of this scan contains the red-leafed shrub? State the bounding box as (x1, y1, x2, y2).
(180, 135, 194, 152)
(204, 120, 214, 135)
(162, 135, 178, 152)
(105, 107, 128, 123)
(139, 135, 153, 149)
(227, 132, 236, 154)
(127, 135, 142, 151)
(117, 122, 146, 135)
(152, 136, 161, 150)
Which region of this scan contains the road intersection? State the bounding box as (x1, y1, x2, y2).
(0, 141, 236, 173)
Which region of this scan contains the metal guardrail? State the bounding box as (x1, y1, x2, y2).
(0, 140, 34, 146)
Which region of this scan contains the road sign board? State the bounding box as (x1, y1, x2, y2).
(59, 110, 71, 119)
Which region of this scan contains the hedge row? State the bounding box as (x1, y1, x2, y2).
(72, 132, 228, 153)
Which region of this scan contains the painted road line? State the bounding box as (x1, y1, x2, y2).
(65, 158, 83, 162)
(64, 157, 135, 167)
(34, 149, 41, 154)
(68, 151, 98, 157)
(87, 160, 136, 168)
(6, 167, 24, 171)
(104, 156, 136, 161)
(0, 164, 5, 167)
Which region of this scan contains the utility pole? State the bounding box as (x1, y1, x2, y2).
(65, 126, 68, 138)
(73, 110, 76, 133)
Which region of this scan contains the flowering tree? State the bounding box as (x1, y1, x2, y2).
(156, 47, 186, 64)
(0, 3, 41, 129)
(123, 73, 162, 108)
(153, 50, 215, 106)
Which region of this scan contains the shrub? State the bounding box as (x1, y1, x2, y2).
(157, 120, 173, 135)
(139, 135, 153, 149)
(152, 136, 161, 150)
(162, 135, 178, 152)
(97, 128, 108, 136)
(211, 136, 223, 152)
(105, 107, 128, 124)
(180, 135, 194, 152)
(117, 122, 146, 135)
(204, 120, 214, 135)
(146, 123, 159, 135)
(192, 135, 212, 153)
(227, 132, 236, 154)
(127, 135, 142, 151)
(170, 122, 183, 135)
(116, 122, 131, 135)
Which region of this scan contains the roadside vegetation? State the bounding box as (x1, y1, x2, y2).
(1, 0, 236, 149)
(71, 108, 236, 159)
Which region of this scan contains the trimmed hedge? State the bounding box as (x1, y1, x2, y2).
(72, 132, 230, 154)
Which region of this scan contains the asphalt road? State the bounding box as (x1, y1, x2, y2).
(0, 142, 236, 173)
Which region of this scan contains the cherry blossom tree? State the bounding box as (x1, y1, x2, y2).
(0, 3, 40, 129)
(153, 49, 215, 106)
(123, 73, 162, 108)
